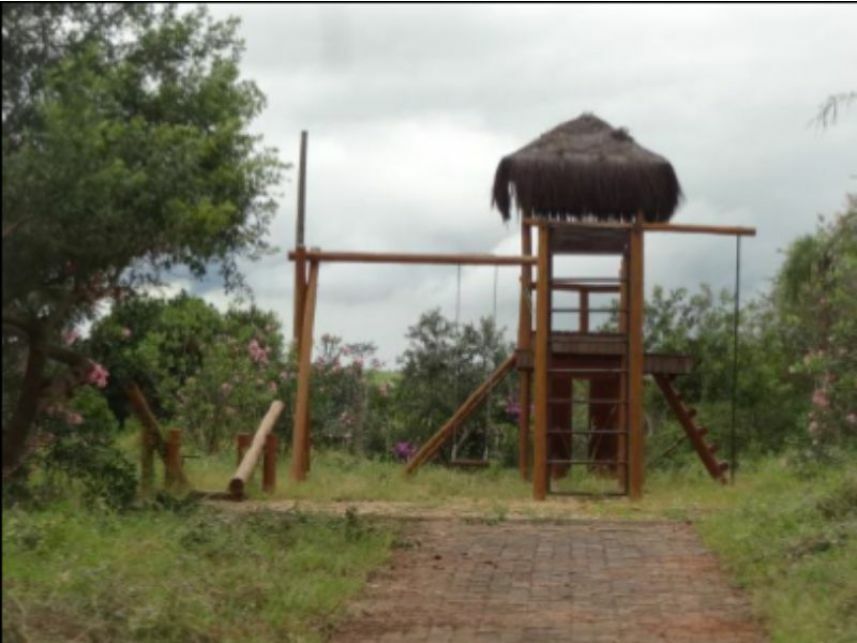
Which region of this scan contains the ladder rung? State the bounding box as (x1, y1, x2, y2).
(547, 430, 628, 435)
(549, 368, 627, 374)
(553, 277, 626, 284)
(547, 459, 628, 465)
(547, 398, 627, 404)
(552, 308, 626, 313)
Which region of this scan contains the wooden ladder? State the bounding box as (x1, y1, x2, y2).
(653, 374, 728, 483)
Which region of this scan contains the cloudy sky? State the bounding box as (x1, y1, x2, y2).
(193, 4, 856, 363)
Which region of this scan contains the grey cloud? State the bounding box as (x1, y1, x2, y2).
(198, 4, 856, 361)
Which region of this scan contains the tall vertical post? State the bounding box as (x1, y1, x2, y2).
(517, 221, 533, 479)
(533, 224, 551, 500)
(579, 290, 589, 334)
(236, 432, 251, 466)
(291, 259, 319, 482)
(293, 131, 309, 343)
(617, 255, 629, 493)
(628, 217, 645, 499)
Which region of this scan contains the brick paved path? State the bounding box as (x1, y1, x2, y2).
(332, 520, 766, 642)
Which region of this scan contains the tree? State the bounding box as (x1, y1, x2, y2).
(2, 4, 282, 476)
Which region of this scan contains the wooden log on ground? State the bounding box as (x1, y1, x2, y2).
(405, 354, 516, 475)
(229, 401, 286, 499)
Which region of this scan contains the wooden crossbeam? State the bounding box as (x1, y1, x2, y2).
(287, 250, 536, 266)
(404, 354, 516, 475)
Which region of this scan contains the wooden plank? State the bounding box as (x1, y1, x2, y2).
(533, 225, 551, 500)
(517, 221, 533, 480)
(404, 354, 516, 474)
(287, 250, 536, 266)
(230, 401, 285, 498)
(628, 219, 645, 499)
(654, 375, 728, 483)
(291, 260, 319, 481)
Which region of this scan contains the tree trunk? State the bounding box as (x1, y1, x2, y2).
(2, 329, 47, 478)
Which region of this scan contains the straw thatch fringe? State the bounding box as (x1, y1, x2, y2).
(492, 114, 682, 222)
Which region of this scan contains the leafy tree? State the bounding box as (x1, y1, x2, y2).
(1, 5, 282, 476)
(394, 310, 513, 459)
(774, 198, 857, 446)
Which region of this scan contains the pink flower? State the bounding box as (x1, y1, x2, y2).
(65, 412, 84, 426)
(812, 388, 830, 409)
(846, 413, 857, 426)
(120, 327, 132, 339)
(280, 371, 290, 382)
(63, 329, 79, 346)
(268, 381, 277, 393)
(248, 338, 269, 364)
(86, 362, 109, 389)
(220, 382, 233, 395)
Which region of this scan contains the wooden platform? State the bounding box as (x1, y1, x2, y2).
(516, 332, 693, 376)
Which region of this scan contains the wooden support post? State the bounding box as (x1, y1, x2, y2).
(293, 131, 308, 343)
(229, 401, 286, 499)
(405, 355, 516, 474)
(165, 429, 182, 490)
(579, 290, 589, 334)
(127, 382, 190, 489)
(517, 221, 533, 480)
(293, 247, 307, 345)
(291, 260, 319, 481)
(533, 225, 551, 501)
(263, 433, 278, 493)
(236, 432, 251, 466)
(628, 218, 645, 499)
(617, 255, 629, 492)
(140, 422, 154, 496)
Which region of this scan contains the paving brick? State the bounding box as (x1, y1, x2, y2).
(331, 520, 766, 642)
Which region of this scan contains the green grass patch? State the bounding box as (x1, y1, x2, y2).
(3, 502, 397, 642)
(696, 458, 857, 643)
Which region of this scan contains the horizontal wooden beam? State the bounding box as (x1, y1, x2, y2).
(643, 223, 756, 237)
(287, 249, 536, 266)
(523, 217, 755, 237)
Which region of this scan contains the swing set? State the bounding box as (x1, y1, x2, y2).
(287, 114, 756, 500)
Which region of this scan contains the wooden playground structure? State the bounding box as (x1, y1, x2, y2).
(288, 114, 756, 500)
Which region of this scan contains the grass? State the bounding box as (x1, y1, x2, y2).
(2, 501, 397, 642)
(6, 439, 855, 642)
(695, 458, 857, 643)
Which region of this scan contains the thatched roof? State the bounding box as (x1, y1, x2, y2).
(492, 113, 682, 222)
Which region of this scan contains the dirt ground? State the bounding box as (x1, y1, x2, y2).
(329, 519, 766, 643)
